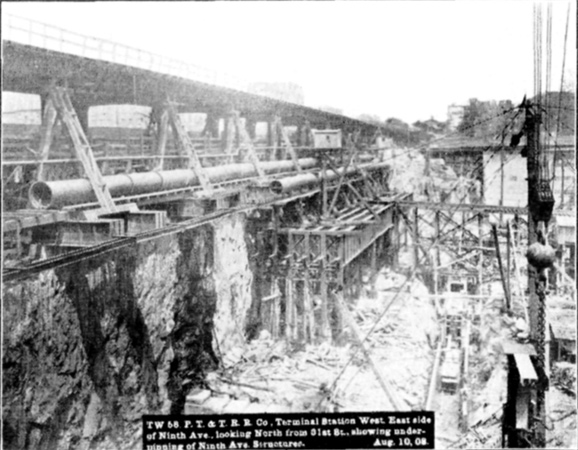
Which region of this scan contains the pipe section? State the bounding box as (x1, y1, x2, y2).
(30, 158, 318, 209)
(270, 162, 389, 194)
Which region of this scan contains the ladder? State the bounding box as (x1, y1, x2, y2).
(50, 87, 118, 212)
(166, 102, 213, 194)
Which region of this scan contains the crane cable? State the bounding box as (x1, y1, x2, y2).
(552, 3, 572, 184)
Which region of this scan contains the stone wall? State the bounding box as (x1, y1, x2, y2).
(2, 213, 254, 449)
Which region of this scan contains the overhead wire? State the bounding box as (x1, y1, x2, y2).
(552, 3, 572, 184)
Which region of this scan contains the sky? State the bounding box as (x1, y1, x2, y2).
(3, 1, 576, 124)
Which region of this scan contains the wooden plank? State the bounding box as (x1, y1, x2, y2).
(492, 223, 511, 310)
(513, 354, 538, 381)
(396, 201, 528, 215)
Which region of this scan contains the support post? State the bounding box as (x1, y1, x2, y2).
(319, 234, 331, 341)
(36, 96, 59, 181)
(286, 232, 295, 341)
(478, 213, 484, 293)
(525, 102, 547, 447)
(155, 107, 169, 170)
(500, 144, 505, 224)
(166, 101, 213, 193)
(303, 234, 314, 342)
(434, 211, 441, 296)
(506, 220, 512, 302)
(413, 207, 419, 268)
(492, 223, 510, 310)
(321, 157, 328, 219)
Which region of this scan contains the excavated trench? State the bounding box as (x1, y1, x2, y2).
(5, 149, 573, 449)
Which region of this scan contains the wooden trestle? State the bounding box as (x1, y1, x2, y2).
(276, 203, 395, 343)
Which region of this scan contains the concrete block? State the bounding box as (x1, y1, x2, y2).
(58, 219, 124, 247)
(99, 209, 167, 235)
(125, 211, 167, 235)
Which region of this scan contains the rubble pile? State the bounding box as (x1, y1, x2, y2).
(465, 295, 509, 447)
(351, 272, 437, 410)
(206, 333, 351, 413)
(200, 270, 438, 415)
(547, 384, 578, 448)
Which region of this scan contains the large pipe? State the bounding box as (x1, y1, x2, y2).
(270, 161, 389, 194)
(30, 158, 318, 209)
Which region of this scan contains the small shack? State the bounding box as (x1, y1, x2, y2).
(548, 307, 577, 364)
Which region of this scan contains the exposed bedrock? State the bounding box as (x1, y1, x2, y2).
(2, 212, 254, 449)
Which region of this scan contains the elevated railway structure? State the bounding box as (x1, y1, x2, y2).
(2, 17, 405, 349)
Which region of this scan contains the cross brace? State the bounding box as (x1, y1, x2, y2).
(166, 101, 213, 194)
(43, 87, 117, 212)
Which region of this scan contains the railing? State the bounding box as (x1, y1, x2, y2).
(2, 13, 249, 92)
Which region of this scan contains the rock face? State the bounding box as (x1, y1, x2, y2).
(211, 215, 253, 364)
(2, 213, 254, 449)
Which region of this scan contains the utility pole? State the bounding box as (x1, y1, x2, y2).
(525, 101, 554, 448)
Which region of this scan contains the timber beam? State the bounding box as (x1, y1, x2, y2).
(396, 201, 528, 215)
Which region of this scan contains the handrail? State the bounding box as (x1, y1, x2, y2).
(2, 13, 249, 92)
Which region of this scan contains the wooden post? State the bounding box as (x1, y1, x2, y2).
(321, 156, 328, 219)
(478, 213, 484, 293)
(319, 233, 331, 341)
(500, 144, 505, 224)
(371, 240, 377, 276)
(506, 221, 512, 301)
(492, 223, 510, 310)
(271, 118, 279, 160)
(434, 211, 441, 296)
(303, 233, 314, 343)
(286, 232, 295, 341)
(560, 158, 565, 208)
(413, 207, 419, 268)
(525, 103, 546, 447)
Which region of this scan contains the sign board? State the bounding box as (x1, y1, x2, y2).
(311, 129, 342, 149)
